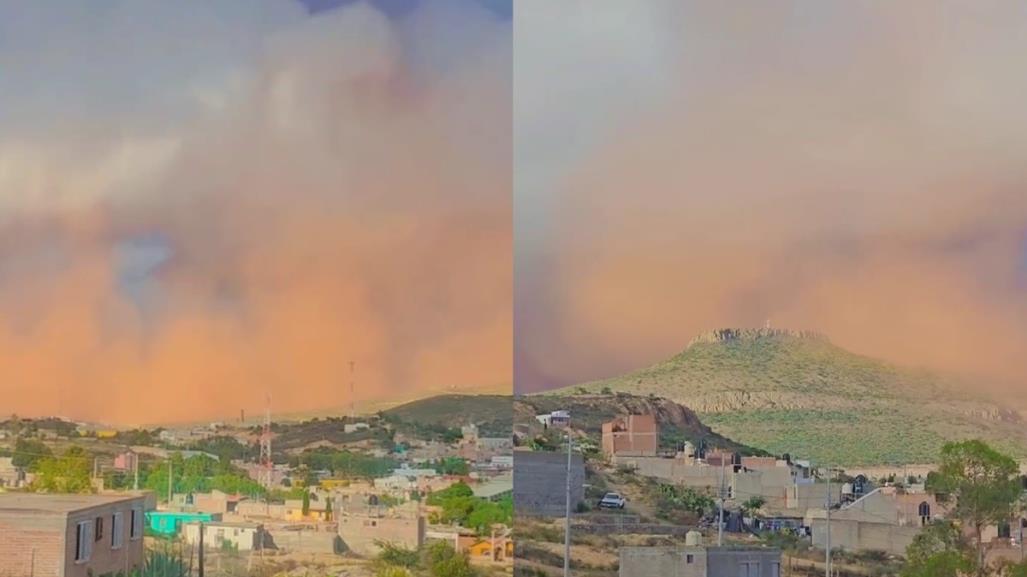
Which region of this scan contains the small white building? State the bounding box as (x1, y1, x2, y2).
(391, 464, 437, 478)
(535, 410, 570, 429)
(344, 423, 370, 434)
(183, 521, 263, 552)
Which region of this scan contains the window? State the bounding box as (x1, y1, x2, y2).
(75, 521, 92, 562)
(771, 562, 780, 577)
(918, 502, 932, 526)
(112, 512, 124, 549)
(999, 523, 1012, 539)
(95, 516, 104, 541)
(685, 554, 694, 564)
(130, 507, 143, 540)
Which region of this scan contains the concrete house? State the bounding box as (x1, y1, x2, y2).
(513, 450, 584, 516)
(0, 493, 149, 577)
(337, 514, 425, 556)
(0, 457, 29, 488)
(620, 545, 783, 577)
(602, 414, 658, 457)
(807, 487, 945, 556)
(183, 521, 264, 551)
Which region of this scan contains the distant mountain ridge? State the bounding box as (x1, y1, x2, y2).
(552, 328, 1027, 466)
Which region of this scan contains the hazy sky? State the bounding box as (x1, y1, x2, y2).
(0, 0, 511, 424)
(515, 0, 1027, 394)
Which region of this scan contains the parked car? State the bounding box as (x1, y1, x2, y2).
(598, 492, 626, 509)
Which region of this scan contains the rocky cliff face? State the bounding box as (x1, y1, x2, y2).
(687, 327, 828, 347)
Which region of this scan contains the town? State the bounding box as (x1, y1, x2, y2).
(0, 395, 513, 577)
(513, 393, 1027, 577)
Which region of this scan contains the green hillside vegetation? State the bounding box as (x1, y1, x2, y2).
(382, 394, 511, 438)
(554, 329, 1027, 466)
(514, 394, 766, 456)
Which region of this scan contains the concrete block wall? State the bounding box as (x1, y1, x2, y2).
(513, 451, 585, 517)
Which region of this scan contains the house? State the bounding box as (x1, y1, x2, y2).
(602, 414, 658, 457)
(391, 464, 438, 478)
(807, 486, 945, 556)
(704, 450, 735, 468)
(284, 492, 335, 522)
(183, 521, 264, 551)
(465, 529, 514, 563)
(171, 490, 248, 515)
(146, 511, 219, 536)
(0, 493, 149, 577)
(489, 456, 514, 469)
(473, 474, 513, 502)
(337, 514, 425, 556)
(535, 410, 570, 429)
(0, 457, 29, 488)
(619, 544, 783, 577)
(112, 451, 138, 472)
(513, 450, 584, 516)
(344, 422, 370, 434)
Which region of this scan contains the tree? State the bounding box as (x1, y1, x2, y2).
(927, 441, 1023, 576)
(11, 438, 52, 470)
(422, 540, 477, 577)
(302, 490, 311, 517)
(325, 495, 333, 521)
(741, 496, 766, 517)
(901, 520, 975, 577)
(31, 447, 93, 494)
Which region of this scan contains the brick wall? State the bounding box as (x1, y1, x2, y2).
(0, 517, 64, 577)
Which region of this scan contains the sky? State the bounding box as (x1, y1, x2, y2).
(0, 0, 511, 424)
(515, 0, 1027, 396)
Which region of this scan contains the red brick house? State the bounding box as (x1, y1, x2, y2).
(601, 414, 658, 457)
(0, 493, 149, 577)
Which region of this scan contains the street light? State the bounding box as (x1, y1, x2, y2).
(562, 410, 572, 577)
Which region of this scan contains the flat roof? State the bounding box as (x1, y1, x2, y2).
(0, 493, 143, 515)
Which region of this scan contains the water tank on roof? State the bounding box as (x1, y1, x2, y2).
(685, 530, 703, 547)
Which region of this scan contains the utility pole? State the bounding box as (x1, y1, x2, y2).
(167, 459, 173, 504)
(825, 467, 832, 577)
(718, 457, 725, 546)
(132, 454, 139, 491)
(564, 413, 572, 577)
(198, 521, 205, 577)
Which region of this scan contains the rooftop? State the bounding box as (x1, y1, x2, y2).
(0, 493, 144, 515)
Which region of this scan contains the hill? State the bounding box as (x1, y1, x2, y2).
(514, 393, 767, 456)
(552, 328, 1027, 466)
(381, 394, 512, 438)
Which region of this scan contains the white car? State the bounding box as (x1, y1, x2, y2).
(598, 492, 626, 509)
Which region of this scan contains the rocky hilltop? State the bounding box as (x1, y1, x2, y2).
(687, 327, 828, 346)
(550, 328, 1027, 466)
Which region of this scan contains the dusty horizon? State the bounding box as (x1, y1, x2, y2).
(515, 0, 1027, 396)
(0, 0, 512, 424)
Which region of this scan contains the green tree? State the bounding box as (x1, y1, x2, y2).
(901, 520, 974, 577)
(11, 437, 52, 470)
(376, 543, 420, 568)
(302, 490, 311, 517)
(741, 496, 766, 518)
(32, 447, 93, 493)
(325, 495, 333, 521)
(928, 440, 1024, 575)
(1005, 561, 1027, 577)
(422, 540, 477, 577)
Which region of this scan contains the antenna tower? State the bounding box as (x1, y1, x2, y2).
(259, 394, 272, 490)
(349, 361, 355, 420)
